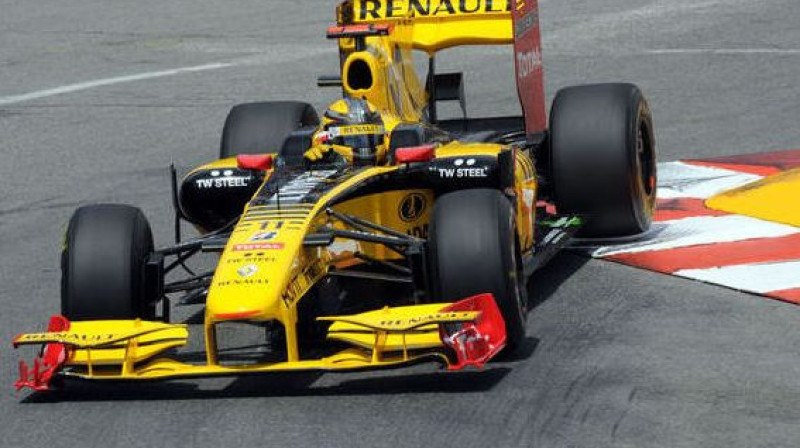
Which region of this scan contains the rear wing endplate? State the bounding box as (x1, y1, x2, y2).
(512, 0, 546, 133)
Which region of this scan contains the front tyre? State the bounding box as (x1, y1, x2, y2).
(61, 204, 157, 320)
(549, 83, 657, 237)
(430, 189, 527, 351)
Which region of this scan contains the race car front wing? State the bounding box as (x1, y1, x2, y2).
(12, 294, 506, 391)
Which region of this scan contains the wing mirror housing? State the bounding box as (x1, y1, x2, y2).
(236, 154, 273, 171)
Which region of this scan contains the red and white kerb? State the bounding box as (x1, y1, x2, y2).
(585, 150, 800, 305)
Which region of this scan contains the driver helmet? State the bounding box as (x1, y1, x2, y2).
(322, 98, 385, 165)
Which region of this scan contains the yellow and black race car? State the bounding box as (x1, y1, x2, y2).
(13, 0, 657, 391)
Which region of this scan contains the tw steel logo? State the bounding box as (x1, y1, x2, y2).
(357, 0, 511, 20)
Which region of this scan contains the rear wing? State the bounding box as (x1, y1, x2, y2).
(337, 0, 546, 133)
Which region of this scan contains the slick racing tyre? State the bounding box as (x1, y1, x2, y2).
(220, 101, 320, 159)
(430, 189, 527, 351)
(549, 83, 657, 237)
(61, 204, 157, 320)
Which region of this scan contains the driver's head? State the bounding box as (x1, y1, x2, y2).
(322, 98, 386, 165)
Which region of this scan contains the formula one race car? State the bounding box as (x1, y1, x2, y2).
(13, 0, 656, 391)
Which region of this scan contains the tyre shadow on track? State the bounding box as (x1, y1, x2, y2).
(526, 252, 590, 312)
(19, 253, 586, 404)
(494, 252, 588, 364)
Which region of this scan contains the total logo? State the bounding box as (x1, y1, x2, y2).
(195, 169, 249, 189)
(237, 264, 259, 278)
(233, 243, 285, 252)
(517, 49, 542, 80)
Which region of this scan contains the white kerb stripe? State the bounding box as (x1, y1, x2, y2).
(675, 261, 800, 294)
(656, 161, 763, 200)
(0, 62, 234, 106)
(592, 215, 800, 257)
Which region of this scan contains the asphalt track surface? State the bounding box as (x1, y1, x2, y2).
(2, 1, 800, 447)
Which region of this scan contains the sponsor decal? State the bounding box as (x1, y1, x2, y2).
(233, 243, 285, 252)
(329, 124, 384, 137)
(283, 260, 327, 306)
(377, 311, 476, 328)
(226, 255, 277, 264)
(514, 7, 538, 39)
(399, 192, 427, 222)
(195, 169, 250, 189)
(357, 0, 511, 20)
(437, 158, 490, 179)
(250, 231, 278, 242)
(516, 49, 542, 80)
(237, 264, 259, 278)
(16, 333, 116, 344)
(216, 278, 269, 287)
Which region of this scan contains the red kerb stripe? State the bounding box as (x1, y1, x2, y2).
(683, 161, 780, 177)
(655, 198, 729, 222)
(684, 149, 800, 174)
(767, 288, 800, 305)
(606, 233, 800, 273)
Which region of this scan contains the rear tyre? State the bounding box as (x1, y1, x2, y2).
(549, 83, 657, 237)
(220, 101, 319, 159)
(430, 189, 527, 351)
(61, 204, 157, 320)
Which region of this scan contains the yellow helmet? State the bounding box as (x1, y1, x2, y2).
(321, 98, 386, 165)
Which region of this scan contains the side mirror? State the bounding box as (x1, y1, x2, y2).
(395, 145, 436, 164)
(236, 154, 273, 171)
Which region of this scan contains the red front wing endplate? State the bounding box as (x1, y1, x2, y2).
(14, 315, 71, 392)
(439, 294, 507, 370)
